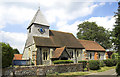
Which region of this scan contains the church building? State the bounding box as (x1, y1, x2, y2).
(22, 9, 85, 65)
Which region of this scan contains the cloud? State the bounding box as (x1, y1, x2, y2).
(0, 0, 105, 29)
(56, 20, 82, 37)
(72, 0, 117, 2)
(0, 31, 27, 53)
(56, 16, 115, 37)
(0, 4, 36, 29)
(44, 2, 100, 24)
(87, 16, 115, 30)
(99, 2, 106, 6)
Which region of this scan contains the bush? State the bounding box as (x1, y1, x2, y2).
(116, 62, 120, 76)
(53, 60, 73, 64)
(99, 60, 105, 67)
(103, 59, 114, 67)
(88, 60, 100, 70)
(103, 59, 118, 66)
(78, 60, 87, 68)
(111, 53, 119, 59)
(112, 59, 118, 66)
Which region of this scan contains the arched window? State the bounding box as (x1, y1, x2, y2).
(77, 51, 79, 57)
(98, 53, 101, 59)
(28, 48, 31, 59)
(70, 51, 73, 58)
(43, 51, 48, 60)
(45, 52, 47, 60)
(90, 53, 92, 59)
(43, 52, 46, 60)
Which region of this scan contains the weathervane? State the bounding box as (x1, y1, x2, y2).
(38, 2, 40, 10)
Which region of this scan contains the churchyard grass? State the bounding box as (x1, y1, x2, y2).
(89, 66, 116, 73)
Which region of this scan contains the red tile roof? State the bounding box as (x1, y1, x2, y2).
(13, 54, 23, 60)
(78, 40, 105, 51)
(52, 46, 66, 58)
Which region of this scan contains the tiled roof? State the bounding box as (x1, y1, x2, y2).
(27, 9, 49, 29)
(78, 40, 105, 51)
(33, 30, 84, 49)
(52, 46, 65, 58)
(13, 54, 23, 60)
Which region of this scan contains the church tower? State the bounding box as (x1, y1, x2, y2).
(22, 8, 50, 61)
(27, 8, 50, 38)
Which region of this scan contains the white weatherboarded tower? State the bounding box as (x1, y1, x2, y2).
(22, 8, 50, 64)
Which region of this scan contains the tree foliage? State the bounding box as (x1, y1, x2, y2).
(113, 2, 120, 53)
(13, 49, 20, 54)
(113, 2, 120, 76)
(1, 42, 20, 68)
(77, 21, 112, 49)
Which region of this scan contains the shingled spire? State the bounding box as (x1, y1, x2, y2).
(27, 8, 49, 29)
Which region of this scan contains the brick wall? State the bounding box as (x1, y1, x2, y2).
(2, 63, 83, 76)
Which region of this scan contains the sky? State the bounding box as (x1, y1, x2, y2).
(0, 0, 118, 53)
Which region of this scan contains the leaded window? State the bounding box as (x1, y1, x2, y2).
(90, 53, 92, 59)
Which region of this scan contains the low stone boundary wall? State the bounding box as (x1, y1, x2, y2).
(2, 63, 83, 76)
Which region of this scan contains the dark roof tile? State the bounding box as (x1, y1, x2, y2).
(33, 30, 84, 49)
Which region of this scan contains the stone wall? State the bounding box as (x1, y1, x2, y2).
(2, 63, 83, 76)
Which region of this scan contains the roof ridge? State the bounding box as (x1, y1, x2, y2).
(50, 30, 72, 34)
(78, 39, 95, 42)
(33, 36, 49, 38)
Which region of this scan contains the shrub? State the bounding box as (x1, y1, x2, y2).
(99, 60, 105, 67)
(112, 59, 118, 66)
(88, 60, 100, 70)
(78, 60, 87, 68)
(111, 53, 119, 59)
(103, 59, 114, 67)
(103, 59, 118, 66)
(116, 62, 120, 76)
(53, 60, 73, 64)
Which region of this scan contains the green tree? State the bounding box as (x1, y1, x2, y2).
(77, 21, 112, 49)
(113, 2, 120, 57)
(1, 42, 20, 68)
(13, 49, 20, 54)
(114, 2, 120, 76)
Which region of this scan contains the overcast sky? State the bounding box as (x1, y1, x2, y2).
(0, 0, 118, 53)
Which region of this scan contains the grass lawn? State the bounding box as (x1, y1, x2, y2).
(47, 66, 116, 77)
(47, 72, 89, 77)
(89, 66, 116, 73)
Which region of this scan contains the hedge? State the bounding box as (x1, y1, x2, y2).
(53, 60, 74, 64)
(103, 59, 118, 67)
(78, 60, 87, 68)
(88, 60, 100, 70)
(103, 59, 113, 67)
(99, 60, 105, 67)
(111, 53, 119, 59)
(112, 59, 118, 66)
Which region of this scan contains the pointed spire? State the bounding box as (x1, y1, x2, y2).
(27, 9, 49, 29)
